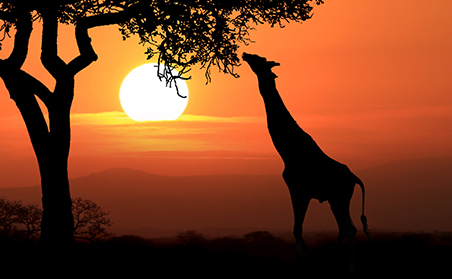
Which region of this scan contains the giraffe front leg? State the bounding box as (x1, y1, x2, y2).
(291, 236, 323, 278)
(289, 197, 321, 278)
(290, 238, 303, 278)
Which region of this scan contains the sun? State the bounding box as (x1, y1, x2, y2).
(119, 63, 189, 121)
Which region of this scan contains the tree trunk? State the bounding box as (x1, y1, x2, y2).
(39, 97, 75, 247)
(9, 82, 76, 248)
(39, 160, 75, 247)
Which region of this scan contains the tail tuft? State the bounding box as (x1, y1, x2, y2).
(361, 214, 373, 241)
(356, 175, 373, 241)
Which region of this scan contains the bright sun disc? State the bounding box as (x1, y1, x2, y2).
(119, 63, 189, 121)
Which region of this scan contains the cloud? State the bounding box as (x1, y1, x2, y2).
(295, 105, 452, 130)
(176, 114, 261, 123)
(68, 111, 269, 156)
(70, 111, 261, 126)
(71, 111, 134, 126)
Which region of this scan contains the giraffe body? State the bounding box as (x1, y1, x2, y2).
(242, 52, 371, 277)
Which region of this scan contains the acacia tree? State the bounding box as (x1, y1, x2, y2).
(0, 3, 99, 248)
(0, 0, 323, 248)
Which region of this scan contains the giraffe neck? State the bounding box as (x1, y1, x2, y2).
(257, 76, 296, 125)
(256, 74, 323, 163)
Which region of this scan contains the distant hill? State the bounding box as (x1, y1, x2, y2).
(1, 157, 451, 238)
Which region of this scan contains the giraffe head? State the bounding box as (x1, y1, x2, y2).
(242, 53, 280, 78)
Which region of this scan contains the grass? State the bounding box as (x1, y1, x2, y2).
(1, 231, 451, 278)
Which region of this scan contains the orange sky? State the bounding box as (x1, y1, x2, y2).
(1, 0, 452, 187)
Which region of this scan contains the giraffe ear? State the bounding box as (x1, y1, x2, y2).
(268, 61, 280, 78)
(269, 61, 280, 68)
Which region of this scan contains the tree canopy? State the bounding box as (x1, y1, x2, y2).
(1, 0, 323, 82)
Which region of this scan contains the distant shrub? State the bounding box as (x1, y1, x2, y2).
(176, 230, 207, 245)
(0, 197, 111, 242)
(244, 231, 283, 243)
(72, 197, 112, 242)
(0, 197, 41, 240)
(110, 234, 154, 246)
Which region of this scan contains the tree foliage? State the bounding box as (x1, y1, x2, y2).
(0, 0, 323, 83)
(115, 0, 324, 83)
(72, 197, 112, 241)
(0, 197, 41, 240)
(0, 197, 112, 241)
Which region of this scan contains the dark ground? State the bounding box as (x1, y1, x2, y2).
(1, 230, 451, 278)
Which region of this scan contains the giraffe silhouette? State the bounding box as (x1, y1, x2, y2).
(242, 52, 371, 278)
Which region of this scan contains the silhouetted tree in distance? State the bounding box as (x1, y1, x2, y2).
(176, 230, 207, 245)
(0, 197, 42, 240)
(0, 197, 112, 241)
(0, 0, 323, 248)
(72, 197, 112, 242)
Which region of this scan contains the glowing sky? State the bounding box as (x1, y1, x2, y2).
(1, 0, 452, 187)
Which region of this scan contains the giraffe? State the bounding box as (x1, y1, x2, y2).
(242, 52, 371, 278)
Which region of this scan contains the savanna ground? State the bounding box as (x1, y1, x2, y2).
(1, 230, 451, 278)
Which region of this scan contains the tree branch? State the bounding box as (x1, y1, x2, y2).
(0, 8, 51, 160)
(66, 22, 97, 75)
(66, 6, 142, 75)
(40, 9, 67, 80)
(1, 0, 83, 8)
(78, 9, 131, 29)
(11, 85, 51, 163)
(5, 10, 32, 69)
(0, 8, 52, 105)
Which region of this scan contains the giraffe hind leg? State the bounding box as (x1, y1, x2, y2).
(329, 200, 357, 278)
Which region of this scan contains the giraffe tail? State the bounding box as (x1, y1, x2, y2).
(356, 176, 373, 240)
